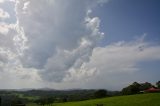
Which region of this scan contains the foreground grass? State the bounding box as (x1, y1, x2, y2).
(54, 93, 160, 106)
(27, 93, 160, 106)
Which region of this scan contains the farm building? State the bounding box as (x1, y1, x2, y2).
(144, 87, 160, 93)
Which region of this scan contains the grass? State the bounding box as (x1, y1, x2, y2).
(53, 93, 160, 106)
(27, 93, 160, 106)
(13, 93, 39, 101)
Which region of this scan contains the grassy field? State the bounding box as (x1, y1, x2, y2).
(53, 93, 160, 106)
(27, 93, 160, 106)
(13, 93, 39, 101)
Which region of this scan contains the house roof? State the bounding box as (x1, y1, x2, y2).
(145, 87, 160, 92)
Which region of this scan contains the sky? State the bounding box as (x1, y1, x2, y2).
(0, 0, 160, 90)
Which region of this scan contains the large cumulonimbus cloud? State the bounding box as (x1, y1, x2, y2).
(1, 0, 160, 89)
(14, 0, 106, 82)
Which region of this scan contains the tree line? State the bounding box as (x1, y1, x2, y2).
(0, 81, 159, 106)
(121, 81, 160, 95)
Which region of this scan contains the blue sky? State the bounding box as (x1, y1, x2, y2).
(0, 0, 160, 90)
(94, 0, 160, 45)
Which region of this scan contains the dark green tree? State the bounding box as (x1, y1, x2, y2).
(11, 98, 24, 106)
(35, 98, 46, 106)
(122, 82, 140, 95)
(139, 82, 152, 91)
(94, 89, 107, 98)
(0, 96, 1, 106)
(130, 82, 141, 93)
(156, 81, 160, 88)
(46, 97, 55, 106)
(62, 97, 67, 102)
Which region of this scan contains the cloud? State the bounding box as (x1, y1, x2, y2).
(0, 8, 10, 19)
(0, 23, 9, 34)
(86, 39, 160, 73)
(71, 38, 160, 90)
(0, 0, 15, 3)
(0, 0, 160, 90)
(0, 0, 4, 3)
(0, 23, 18, 69)
(38, 37, 160, 90)
(0, 65, 43, 89)
(14, 0, 105, 82)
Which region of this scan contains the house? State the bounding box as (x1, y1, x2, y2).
(144, 87, 160, 93)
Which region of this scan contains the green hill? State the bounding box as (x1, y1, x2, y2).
(51, 93, 160, 106)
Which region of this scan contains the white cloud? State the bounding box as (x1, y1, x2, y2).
(0, 23, 9, 34)
(0, 0, 160, 90)
(0, 0, 108, 88)
(0, 0, 4, 3)
(86, 40, 160, 74)
(0, 8, 10, 19)
(0, 0, 15, 3)
(0, 65, 43, 89)
(43, 36, 160, 90)
(72, 38, 160, 90)
(14, 0, 105, 82)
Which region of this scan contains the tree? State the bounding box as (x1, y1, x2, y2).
(156, 81, 160, 88)
(62, 97, 67, 102)
(35, 97, 54, 106)
(94, 89, 107, 98)
(46, 97, 55, 106)
(130, 82, 141, 94)
(139, 82, 152, 91)
(0, 96, 1, 106)
(35, 98, 46, 106)
(11, 98, 24, 106)
(122, 82, 140, 95)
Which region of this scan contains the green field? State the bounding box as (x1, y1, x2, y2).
(27, 93, 160, 106)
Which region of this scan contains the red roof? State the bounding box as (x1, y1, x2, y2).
(145, 87, 160, 92)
